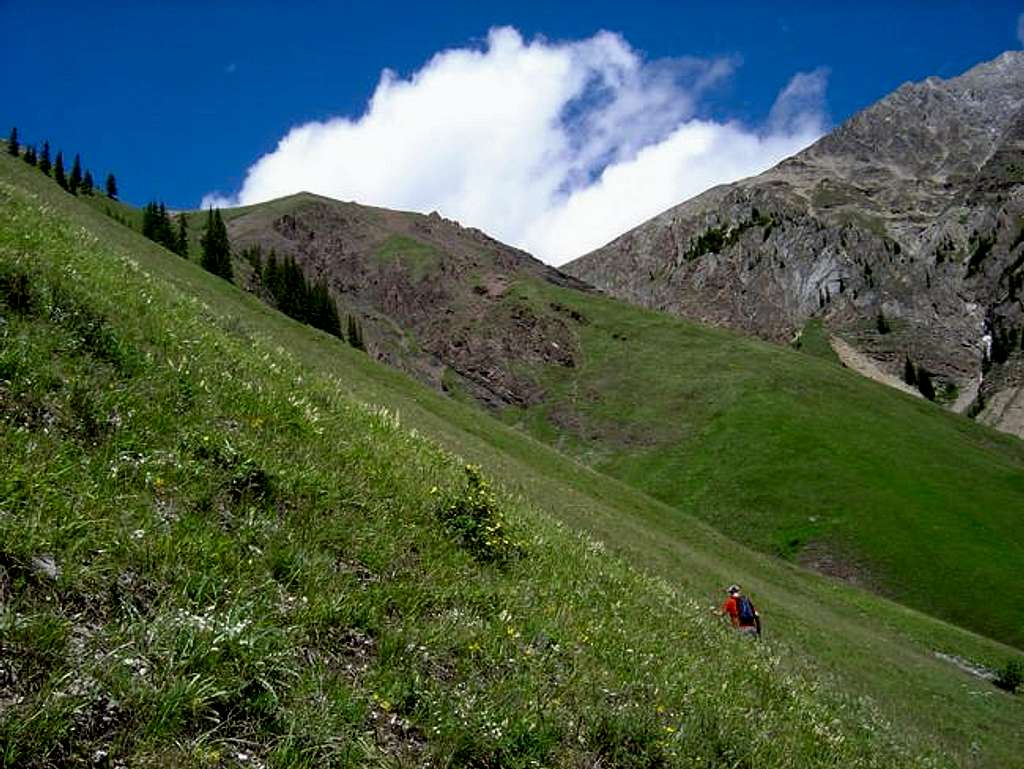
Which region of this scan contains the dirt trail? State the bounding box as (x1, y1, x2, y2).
(829, 336, 922, 399)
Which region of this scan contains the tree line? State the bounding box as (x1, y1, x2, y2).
(8, 126, 117, 200)
(142, 201, 189, 257)
(8, 124, 365, 352)
(241, 244, 364, 349)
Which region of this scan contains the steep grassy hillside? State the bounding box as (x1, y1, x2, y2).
(0, 160, 965, 769)
(196, 191, 1024, 652)
(494, 277, 1024, 648)
(2, 153, 1022, 768)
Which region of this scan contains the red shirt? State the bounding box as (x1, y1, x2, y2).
(722, 595, 756, 627)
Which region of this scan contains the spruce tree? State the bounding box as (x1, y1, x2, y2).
(157, 203, 173, 248)
(23, 146, 37, 166)
(916, 367, 935, 401)
(175, 214, 188, 257)
(82, 169, 93, 195)
(39, 141, 51, 176)
(142, 202, 158, 241)
(54, 151, 67, 190)
(105, 173, 118, 200)
(310, 280, 341, 337)
(200, 207, 233, 281)
(7, 126, 18, 156)
(347, 315, 366, 351)
(903, 355, 917, 387)
(263, 250, 281, 301)
(69, 154, 82, 195)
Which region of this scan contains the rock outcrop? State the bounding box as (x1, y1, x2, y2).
(565, 52, 1024, 437)
(226, 194, 592, 408)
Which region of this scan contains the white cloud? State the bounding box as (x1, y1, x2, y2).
(203, 27, 827, 265)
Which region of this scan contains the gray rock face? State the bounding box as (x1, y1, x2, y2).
(565, 52, 1024, 435)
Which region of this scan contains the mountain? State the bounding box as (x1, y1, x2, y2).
(219, 193, 592, 409)
(3, 147, 1024, 769)
(171, 184, 1024, 657)
(564, 51, 1024, 438)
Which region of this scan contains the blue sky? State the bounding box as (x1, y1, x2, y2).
(3, 2, 1022, 263)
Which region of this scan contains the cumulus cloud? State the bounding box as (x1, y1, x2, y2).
(204, 27, 827, 264)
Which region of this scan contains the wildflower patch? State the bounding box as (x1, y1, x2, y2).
(433, 465, 521, 564)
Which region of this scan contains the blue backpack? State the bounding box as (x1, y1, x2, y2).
(736, 595, 756, 625)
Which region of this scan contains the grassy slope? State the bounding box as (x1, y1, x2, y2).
(175, 190, 1024, 652)
(1, 155, 1022, 767)
(492, 278, 1024, 649)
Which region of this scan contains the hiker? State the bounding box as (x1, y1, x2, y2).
(720, 584, 761, 637)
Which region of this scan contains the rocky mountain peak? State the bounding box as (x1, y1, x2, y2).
(564, 52, 1024, 438)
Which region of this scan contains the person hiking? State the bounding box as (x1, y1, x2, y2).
(720, 584, 761, 637)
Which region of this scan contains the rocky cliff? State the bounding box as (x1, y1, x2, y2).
(564, 52, 1024, 436)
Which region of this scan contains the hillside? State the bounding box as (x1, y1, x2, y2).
(178, 184, 1024, 655)
(565, 51, 1024, 438)
(212, 193, 593, 409)
(4, 148, 1024, 768)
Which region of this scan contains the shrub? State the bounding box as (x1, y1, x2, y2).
(433, 465, 520, 563)
(995, 658, 1023, 693)
(876, 311, 891, 335)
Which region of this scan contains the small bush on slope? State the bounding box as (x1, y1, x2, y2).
(0, 180, 948, 768)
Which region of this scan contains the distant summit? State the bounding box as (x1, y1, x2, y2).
(565, 51, 1024, 437)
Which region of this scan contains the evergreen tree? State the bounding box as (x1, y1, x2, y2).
(157, 203, 173, 247)
(81, 169, 93, 194)
(7, 126, 18, 156)
(309, 279, 341, 337)
(875, 310, 891, 335)
(54, 151, 67, 190)
(105, 173, 118, 200)
(916, 367, 935, 401)
(903, 355, 917, 387)
(347, 315, 366, 351)
(263, 250, 280, 299)
(143, 201, 182, 252)
(23, 145, 37, 166)
(39, 141, 51, 176)
(69, 153, 82, 195)
(200, 207, 233, 281)
(175, 214, 188, 257)
(142, 202, 158, 240)
(281, 256, 307, 321)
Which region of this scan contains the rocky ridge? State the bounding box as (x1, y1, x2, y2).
(564, 52, 1024, 436)
(224, 194, 592, 408)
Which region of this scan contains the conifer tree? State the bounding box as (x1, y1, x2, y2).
(903, 354, 917, 387)
(175, 214, 188, 257)
(309, 279, 341, 337)
(142, 202, 158, 241)
(82, 169, 93, 195)
(23, 146, 37, 166)
(54, 151, 67, 190)
(7, 127, 18, 156)
(263, 250, 280, 299)
(157, 203, 173, 247)
(105, 173, 118, 200)
(39, 141, 51, 176)
(200, 207, 233, 281)
(916, 367, 935, 401)
(69, 153, 82, 195)
(347, 315, 366, 351)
